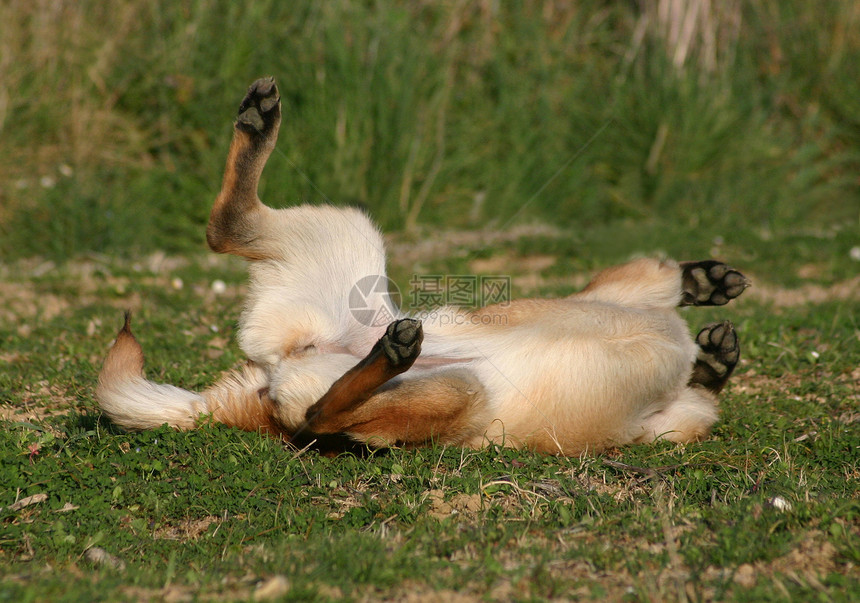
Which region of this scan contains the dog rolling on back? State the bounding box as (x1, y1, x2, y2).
(97, 78, 749, 455)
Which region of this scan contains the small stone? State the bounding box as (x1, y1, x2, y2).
(84, 547, 126, 571)
(768, 496, 792, 512)
(734, 563, 756, 588)
(254, 575, 289, 600)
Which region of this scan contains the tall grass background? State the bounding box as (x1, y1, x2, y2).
(0, 0, 858, 260)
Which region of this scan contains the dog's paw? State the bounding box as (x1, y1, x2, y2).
(680, 261, 749, 306)
(696, 321, 740, 369)
(380, 318, 423, 368)
(690, 320, 740, 393)
(236, 77, 281, 138)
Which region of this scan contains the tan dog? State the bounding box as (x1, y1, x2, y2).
(97, 78, 749, 455)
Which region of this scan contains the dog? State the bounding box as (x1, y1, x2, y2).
(97, 77, 749, 455)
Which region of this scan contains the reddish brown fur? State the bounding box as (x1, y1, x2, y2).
(204, 369, 289, 438)
(304, 352, 400, 427)
(207, 130, 273, 260)
(98, 313, 144, 384)
(305, 370, 489, 447)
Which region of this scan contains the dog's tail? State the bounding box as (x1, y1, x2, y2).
(96, 312, 286, 436)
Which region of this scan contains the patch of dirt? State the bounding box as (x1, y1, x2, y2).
(707, 531, 844, 592)
(425, 489, 483, 520)
(745, 274, 860, 306)
(0, 404, 70, 424)
(571, 466, 644, 502)
(1, 379, 76, 423)
(386, 224, 566, 266)
(375, 585, 484, 603)
(0, 281, 69, 326)
(467, 253, 591, 295)
(154, 516, 221, 541)
(730, 370, 803, 397)
(469, 253, 556, 275)
(121, 584, 252, 603)
(0, 253, 245, 329)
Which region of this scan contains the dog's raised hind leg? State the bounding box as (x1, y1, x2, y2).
(207, 77, 282, 259)
(680, 261, 749, 307)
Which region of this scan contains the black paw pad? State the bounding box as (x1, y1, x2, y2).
(380, 318, 423, 367)
(236, 77, 280, 135)
(681, 261, 750, 307)
(695, 321, 740, 376)
(689, 320, 741, 393)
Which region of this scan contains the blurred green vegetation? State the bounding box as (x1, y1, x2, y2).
(0, 0, 858, 260)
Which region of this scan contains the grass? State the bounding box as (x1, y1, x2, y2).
(1, 217, 858, 601)
(1, 0, 859, 600)
(1, 1, 859, 258)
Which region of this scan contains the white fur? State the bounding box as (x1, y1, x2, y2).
(98, 204, 720, 453)
(98, 378, 207, 430)
(235, 206, 717, 449)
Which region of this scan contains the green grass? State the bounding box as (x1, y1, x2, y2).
(1, 217, 858, 601)
(1, 0, 858, 258)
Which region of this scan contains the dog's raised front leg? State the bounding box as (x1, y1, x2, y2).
(302, 319, 423, 433)
(299, 319, 490, 447)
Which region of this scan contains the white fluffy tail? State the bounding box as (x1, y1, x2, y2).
(97, 313, 281, 435)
